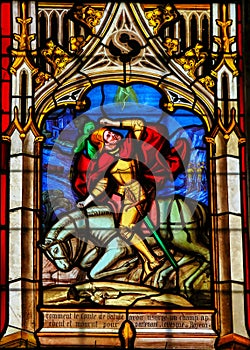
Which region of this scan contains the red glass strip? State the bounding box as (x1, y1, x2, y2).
(1, 57, 10, 80)
(1, 115, 10, 133)
(0, 143, 8, 170)
(1, 82, 10, 112)
(0, 230, 6, 284)
(238, 61, 245, 120)
(0, 3, 11, 35)
(0, 0, 11, 338)
(0, 293, 7, 336)
(0, 176, 6, 226)
(1, 38, 11, 55)
(237, 4, 243, 56)
(237, 3, 250, 335)
(0, 229, 7, 336)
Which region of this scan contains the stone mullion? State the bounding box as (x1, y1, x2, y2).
(8, 130, 23, 330)
(21, 138, 35, 336)
(5, 129, 38, 346)
(225, 144, 249, 341)
(207, 140, 220, 333)
(5, 1, 42, 342)
(211, 126, 249, 346)
(21, 131, 42, 344)
(69, 17, 74, 39)
(33, 137, 43, 334)
(213, 135, 233, 336)
(57, 10, 63, 46)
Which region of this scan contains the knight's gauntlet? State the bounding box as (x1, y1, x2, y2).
(121, 119, 144, 139)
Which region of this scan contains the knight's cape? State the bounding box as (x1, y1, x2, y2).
(73, 124, 188, 201)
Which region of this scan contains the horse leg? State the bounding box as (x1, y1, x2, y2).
(183, 260, 210, 299)
(154, 255, 196, 289)
(89, 238, 137, 280)
(153, 228, 210, 291)
(79, 246, 101, 269)
(170, 230, 210, 298)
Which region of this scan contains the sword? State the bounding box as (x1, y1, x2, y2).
(143, 215, 178, 270)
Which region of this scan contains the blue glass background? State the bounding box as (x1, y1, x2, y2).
(42, 84, 208, 226)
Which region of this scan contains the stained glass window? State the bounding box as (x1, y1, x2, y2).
(0, 1, 249, 349)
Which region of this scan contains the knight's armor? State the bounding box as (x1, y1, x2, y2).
(90, 120, 147, 228)
(89, 119, 163, 281)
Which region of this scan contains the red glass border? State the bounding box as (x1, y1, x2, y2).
(0, 1, 11, 337)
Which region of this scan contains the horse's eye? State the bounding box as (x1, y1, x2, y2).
(53, 247, 58, 254)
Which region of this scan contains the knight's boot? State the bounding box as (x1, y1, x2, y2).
(131, 236, 164, 282)
(137, 251, 163, 282)
(121, 227, 164, 282)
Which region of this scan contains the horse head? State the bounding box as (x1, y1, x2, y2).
(39, 209, 88, 271)
(40, 237, 77, 271)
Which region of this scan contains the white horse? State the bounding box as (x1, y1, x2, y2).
(40, 206, 137, 279)
(40, 196, 210, 296)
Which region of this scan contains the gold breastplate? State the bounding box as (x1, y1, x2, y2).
(110, 159, 137, 185)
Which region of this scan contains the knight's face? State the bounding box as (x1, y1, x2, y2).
(103, 130, 122, 145)
(47, 244, 70, 271)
